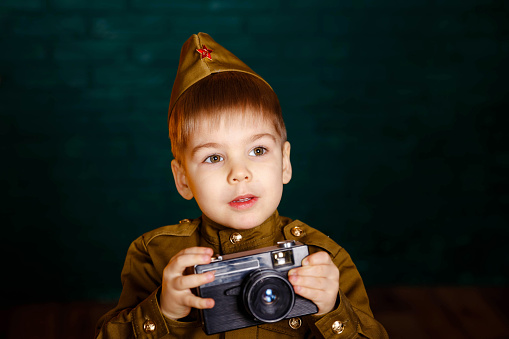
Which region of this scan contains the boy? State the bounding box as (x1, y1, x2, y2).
(96, 33, 388, 338)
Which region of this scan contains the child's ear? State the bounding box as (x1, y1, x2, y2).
(171, 159, 194, 200)
(282, 141, 292, 184)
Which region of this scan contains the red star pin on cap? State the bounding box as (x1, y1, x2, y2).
(168, 33, 273, 118)
(196, 45, 213, 60)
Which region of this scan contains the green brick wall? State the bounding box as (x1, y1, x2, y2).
(1, 0, 508, 302)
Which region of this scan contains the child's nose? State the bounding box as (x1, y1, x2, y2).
(228, 161, 251, 183)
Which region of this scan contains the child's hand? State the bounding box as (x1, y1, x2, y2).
(288, 251, 339, 316)
(159, 247, 216, 320)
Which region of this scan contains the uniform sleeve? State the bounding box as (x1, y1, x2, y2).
(95, 238, 172, 338)
(283, 221, 388, 338)
(306, 246, 389, 339)
(95, 232, 220, 339)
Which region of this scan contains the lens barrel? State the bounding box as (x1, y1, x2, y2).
(243, 269, 295, 322)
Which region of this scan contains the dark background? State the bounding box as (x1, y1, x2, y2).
(1, 0, 508, 305)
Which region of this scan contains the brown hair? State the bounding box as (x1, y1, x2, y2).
(168, 72, 286, 162)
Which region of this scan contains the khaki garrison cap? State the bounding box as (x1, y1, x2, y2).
(167, 32, 273, 118)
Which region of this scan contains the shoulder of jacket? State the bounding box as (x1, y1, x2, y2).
(138, 218, 200, 246)
(282, 219, 342, 257)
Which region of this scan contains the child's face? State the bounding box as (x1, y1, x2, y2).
(171, 112, 292, 230)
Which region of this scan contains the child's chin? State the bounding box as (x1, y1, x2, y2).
(224, 215, 266, 230)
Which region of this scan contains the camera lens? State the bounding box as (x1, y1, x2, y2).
(262, 288, 276, 304)
(243, 269, 295, 323)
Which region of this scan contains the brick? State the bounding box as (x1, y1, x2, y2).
(434, 0, 494, 9)
(322, 13, 350, 35)
(54, 41, 127, 61)
(462, 11, 501, 35)
(279, 36, 336, 60)
(349, 36, 407, 61)
(0, 13, 10, 32)
(170, 16, 244, 36)
(132, 40, 181, 65)
(214, 35, 280, 67)
(328, 60, 391, 84)
(131, 89, 172, 112)
(372, 11, 438, 36)
(435, 11, 504, 37)
(381, 0, 433, 9)
(452, 37, 500, 60)
(282, 0, 358, 9)
(0, 40, 47, 60)
(434, 16, 468, 36)
(247, 14, 320, 35)
(350, 0, 429, 9)
(52, 88, 131, 115)
(207, 0, 280, 12)
(500, 39, 509, 54)
(271, 80, 323, 107)
(11, 15, 86, 37)
(0, 88, 57, 115)
(90, 15, 173, 41)
(131, 0, 206, 10)
(93, 64, 167, 88)
(7, 64, 88, 89)
(0, 0, 44, 10)
(49, 0, 125, 10)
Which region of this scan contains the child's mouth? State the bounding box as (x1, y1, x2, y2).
(229, 195, 258, 210)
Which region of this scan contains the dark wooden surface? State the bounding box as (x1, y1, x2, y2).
(368, 287, 509, 339)
(1, 287, 508, 339)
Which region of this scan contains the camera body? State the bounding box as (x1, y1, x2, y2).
(194, 240, 318, 335)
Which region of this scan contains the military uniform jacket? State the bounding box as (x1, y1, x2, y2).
(96, 212, 388, 338)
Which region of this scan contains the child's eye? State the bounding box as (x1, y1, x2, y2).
(249, 147, 267, 156)
(204, 154, 223, 163)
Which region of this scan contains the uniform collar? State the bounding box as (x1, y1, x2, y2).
(200, 211, 282, 254)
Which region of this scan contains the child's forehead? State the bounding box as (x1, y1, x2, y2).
(193, 112, 275, 133)
(187, 113, 279, 144)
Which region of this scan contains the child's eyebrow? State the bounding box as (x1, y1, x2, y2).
(191, 143, 221, 156)
(191, 134, 277, 156)
(251, 133, 277, 143)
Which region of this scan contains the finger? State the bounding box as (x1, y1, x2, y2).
(291, 284, 334, 306)
(292, 285, 337, 316)
(174, 271, 215, 291)
(171, 252, 213, 272)
(289, 264, 333, 278)
(301, 251, 332, 266)
(180, 247, 214, 256)
(164, 253, 213, 279)
(288, 275, 329, 291)
(292, 284, 323, 300)
(182, 293, 215, 310)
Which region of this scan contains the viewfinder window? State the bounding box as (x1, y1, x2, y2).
(271, 250, 294, 267)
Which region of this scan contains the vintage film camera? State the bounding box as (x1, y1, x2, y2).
(194, 240, 318, 334)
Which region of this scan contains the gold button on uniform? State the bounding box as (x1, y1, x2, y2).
(229, 232, 242, 244)
(291, 226, 304, 237)
(288, 317, 302, 329)
(332, 320, 344, 334)
(179, 218, 190, 223)
(143, 319, 156, 333)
